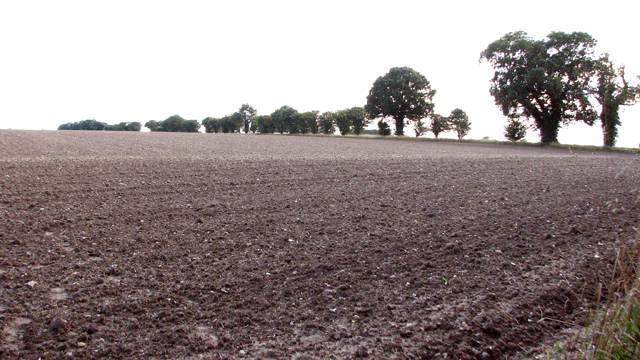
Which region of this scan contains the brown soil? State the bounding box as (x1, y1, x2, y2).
(1, 130, 639, 360)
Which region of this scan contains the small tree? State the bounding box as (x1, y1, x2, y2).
(318, 112, 336, 134)
(429, 114, 450, 138)
(449, 108, 471, 139)
(414, 118, 428, 137)
(238, 104, 257, 134)
(504, 119, 527, 142)
(378, 120, 391, 136)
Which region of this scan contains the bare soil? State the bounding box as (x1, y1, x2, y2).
(1, 130, 639, 360)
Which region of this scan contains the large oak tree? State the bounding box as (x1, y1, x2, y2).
(365, 67, 435, 136)
(480, 31, 598, 145)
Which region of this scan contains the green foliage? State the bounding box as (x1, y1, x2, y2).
(201, 117, 221, 133)
(219, 113, 242, 133)
(348, 107, 370, 135)
(334, 109, 353, 135)
(256, 115, 274, 134)
(145, 115, 201, 132)
(594, 55, 640, 147)
(58, 119, 107, 130)
(414, 118, 428, 137)
(301, 111, 320, 134)
(238, 104, 257, 134)
(429, 114, 450, 138)
(105, 122, 142, 131)
(480, 31, 598, 144)
(271, 106, 298, 134)
(162, 115, 185, 132)
(126, 122, 142, 131)
(503, 119, 528, 142)
(144, 120, 162, 132)
(58, 120, 140, 131)
(449, 108, 470, 139)
(365, 67, 436, 136)
(318, 112, 336, 134)
(377, 120, 391, 136)
(181, 119, 201, 133)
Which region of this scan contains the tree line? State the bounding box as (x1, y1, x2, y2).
(58, 31, 638, 147)
(58, 119, 141, 131)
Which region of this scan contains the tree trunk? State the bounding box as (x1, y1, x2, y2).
(394, 116, 404, 136)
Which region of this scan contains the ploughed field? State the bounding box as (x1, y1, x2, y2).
(1, 130, 639, 360)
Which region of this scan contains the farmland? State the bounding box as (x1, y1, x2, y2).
(1, 130, 639, 359)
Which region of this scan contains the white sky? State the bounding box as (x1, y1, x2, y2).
(1, 0, 639, 147)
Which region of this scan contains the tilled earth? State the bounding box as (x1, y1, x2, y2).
(1, 130, 639, 360)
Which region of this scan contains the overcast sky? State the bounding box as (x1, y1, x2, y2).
(1, 0, 638, 147)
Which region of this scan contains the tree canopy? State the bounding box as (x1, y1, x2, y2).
(318, 112, 336, 135)
(58, 120, 141, 131)
(145, 115, 201, 132)
(271, 106, 298, 134)
(480, 31, 598, 144)
(365, 67, 436, 136)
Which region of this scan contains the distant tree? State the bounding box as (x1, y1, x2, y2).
(334, 109, 352, 135)
(377, 120, 391, 136)
(504, 119, 528, 142)
(429, 114, 450, 139)
(414, 118, 428, 137)
(238, 104, 257, 134)
(127, 122, 142, 131)
(61, 119, 107, 130)
(349, 107, 370, 135)
(202, 117, 221, 133)
(220, 114, 241, 133)
(60, 120, 141, 131)
(318, 112, 336, 134)
(145, 120, 163, 132)
(449, 108, 471, 139)
(256, 115, 274, 133)
(162, 115, 186, 132)
(480, 31, 598, 144)
(300, 111, 320, 134)
(593, 55, 640, 147)
(365, 67, 436, 136)
(104, 122, 141, 131)
(105, 122, 124, 131)
(182, 119, 201, 132)
(249, 119, 258, 133)
(271, 106, 298, 134)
